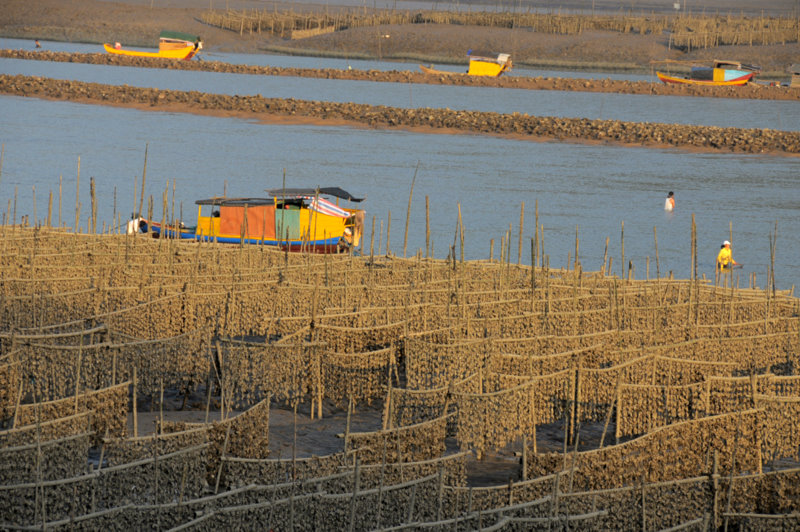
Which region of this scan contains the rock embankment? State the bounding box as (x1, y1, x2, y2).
(3, 74, 799, 155)
(3, 49, 799, 102)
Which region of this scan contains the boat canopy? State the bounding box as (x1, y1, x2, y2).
(266, 187, 365, 202)
(712, 60, 760, 72)
(467, 50, 510, 64)
(159, 31, 201, 44)
(195, 197, 276, 207)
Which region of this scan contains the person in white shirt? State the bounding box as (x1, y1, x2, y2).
(664, 191, 675, 211)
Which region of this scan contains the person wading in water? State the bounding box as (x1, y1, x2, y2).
(664, 191, 675, 212)
(716, 240, 738, 270)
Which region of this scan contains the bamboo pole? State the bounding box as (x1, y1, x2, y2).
(654, 226, 660, 280)
(133, 365, 138, 438)
(386, 210, 391, 256)
(74, 156, 80, 233)
(425, 195, 430, 258)
(620, 221, 625, 281)
(138, 144, 148, 218)
(403, 162, 419, 258)
(518, 201, 524, 265)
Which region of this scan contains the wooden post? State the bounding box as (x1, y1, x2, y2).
(403, 162, 419, 258)
(425, 196, 430, 258)
(711, 450, 719, 530)
(138, 144, 148, 218)
(132, 366, 138, 438)
(348, 456, 361, 532)
(620, 221, 625, 280)
(518, 201, 524, 265)
(74, 156, 80, 233)
(214, 424, 231, 494)
(654, 226, 660, 279)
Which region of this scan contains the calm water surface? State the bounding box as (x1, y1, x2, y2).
(1, 95, 798, 290)
(2, 56, 798, 130)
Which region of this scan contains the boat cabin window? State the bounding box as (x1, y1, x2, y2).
(276, 199, 304, 210)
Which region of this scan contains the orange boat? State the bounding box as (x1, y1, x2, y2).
(104, 31, 202, 60)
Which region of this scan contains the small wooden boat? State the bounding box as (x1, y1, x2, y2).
(420, 50, 512, 77)
(104, 31, 202, 60)
(419, 64, 458, 76)
(133, 187, 365, 253)
(655, 60, 759, 86)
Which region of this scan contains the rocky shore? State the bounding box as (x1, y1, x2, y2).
(3, 49, 799, 102)
(3, 73, 799, 155)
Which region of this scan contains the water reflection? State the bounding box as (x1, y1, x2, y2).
(1, 95, 798, 290)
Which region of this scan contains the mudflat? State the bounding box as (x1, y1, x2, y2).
(2, 0, 799, 75)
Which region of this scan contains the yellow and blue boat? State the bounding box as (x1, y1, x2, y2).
(135, 187, 365, 253)
(104, 31, 202, 60)
(656, 60, 759, 86)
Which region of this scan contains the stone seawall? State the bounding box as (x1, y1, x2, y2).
(2, 74, 799, 155)
(3, 49, 799, 102)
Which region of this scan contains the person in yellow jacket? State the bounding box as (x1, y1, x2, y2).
(716, 240, 738, 269)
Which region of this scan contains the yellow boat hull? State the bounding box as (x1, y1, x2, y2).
(419, 64, 461, 75)
(467, 60, 507, 77)
(655, 71, 751, 86)
(419, 62, 510, 77)
(103, 43, 198, 60)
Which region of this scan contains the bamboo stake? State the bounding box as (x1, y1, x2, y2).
(133, 366, 138, 438)
(518, 201, 524, 265)
(458, 204, 464, 263)
(386, 210, 391, 256)
(654, 226, 660, 279)
(47, 190, 52, 228)
(620, 221, 625, 280)
(138, 144, 148, 218)
(574, 225, 579, 270)
(214, 424, 232, 494)
(74, 156, 80, 233)
(425, 195, 430, 258)
(59, 175, 62, 227)
(403, 162, 419, 258)
(534, 200, 539, 268)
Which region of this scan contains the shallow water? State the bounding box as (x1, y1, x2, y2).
(1, 94, 798, 290)
(2, 56, 798, 130)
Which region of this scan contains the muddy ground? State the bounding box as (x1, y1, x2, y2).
(2, 0, 799, 77)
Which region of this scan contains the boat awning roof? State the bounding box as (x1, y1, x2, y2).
(265, 187, 365, 202)
(712, 59, 760, 71)
(159, 31, 201, 43)
(467, 50, 510, 63)
(195, 197, 276, 207)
